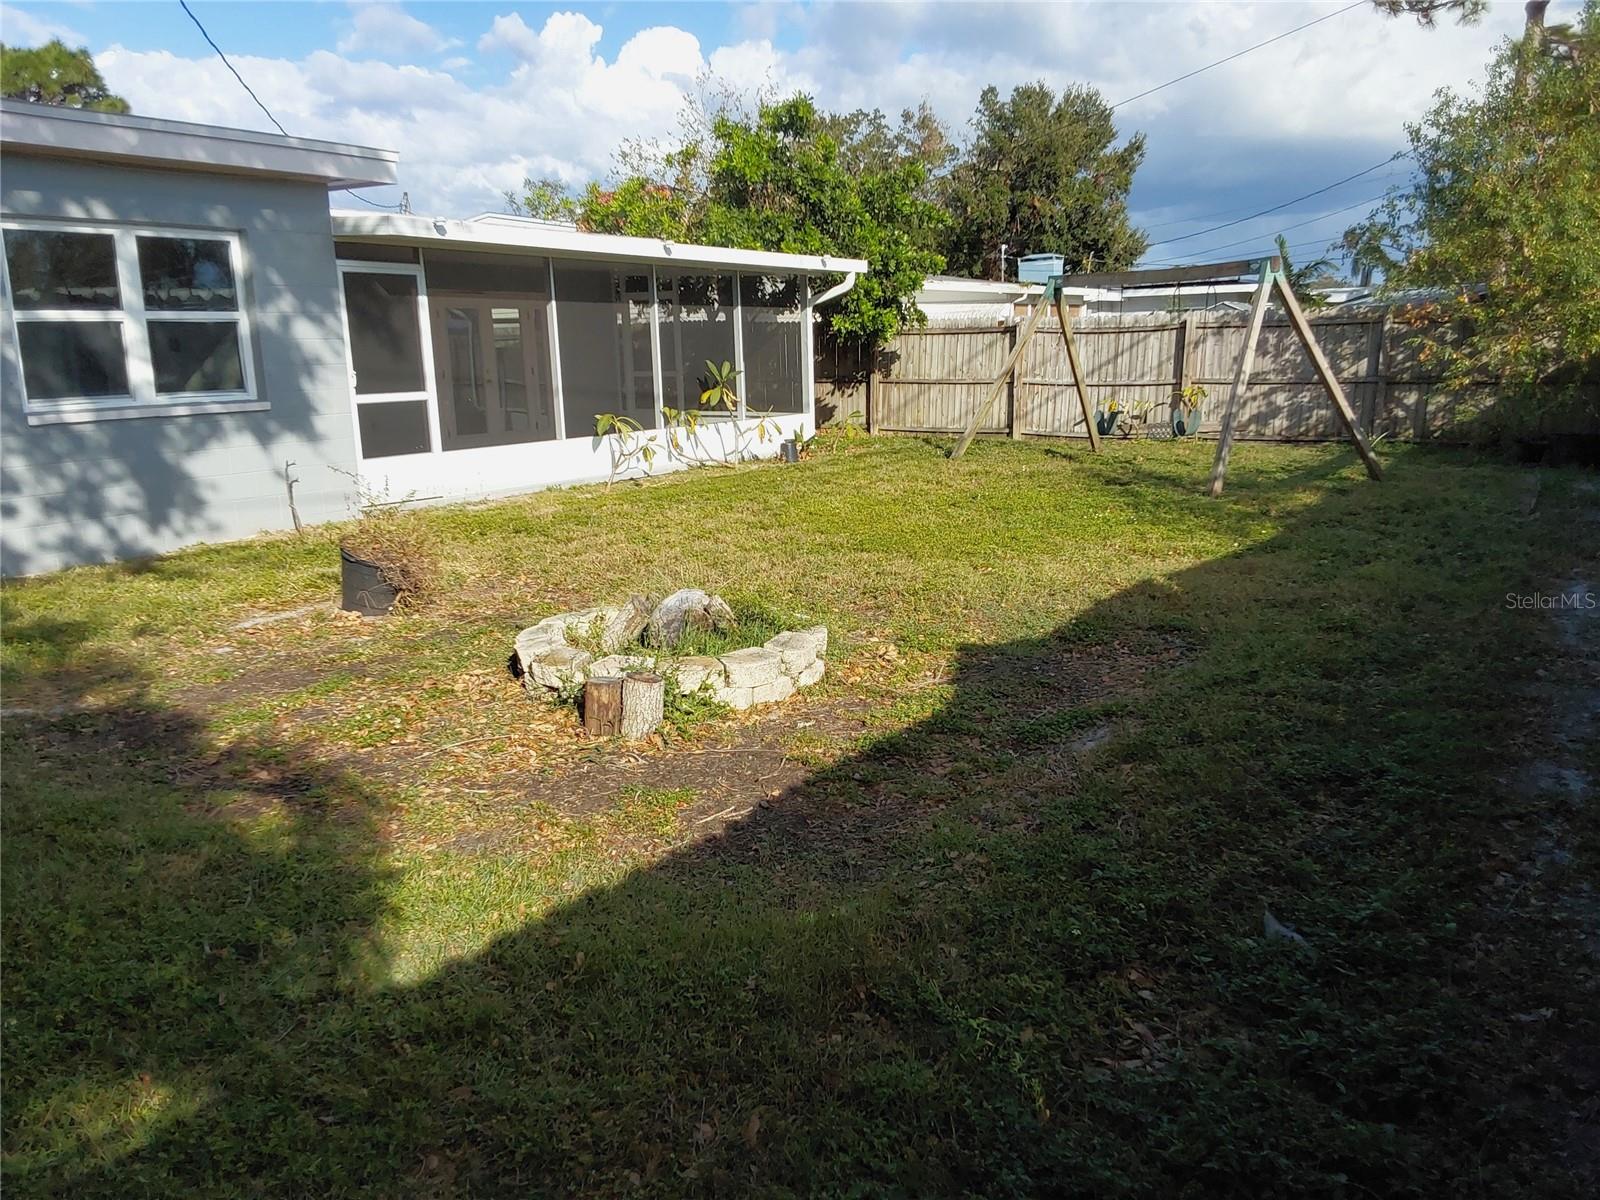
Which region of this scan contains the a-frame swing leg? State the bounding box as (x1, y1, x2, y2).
(951, 294, 1052, 460)
(1207, 260, 1274, 498)
(1272, 274, 1384, 482)
(1056, 292, 1101, 453)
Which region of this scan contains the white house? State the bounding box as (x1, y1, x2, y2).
(0, 101, 865, 574)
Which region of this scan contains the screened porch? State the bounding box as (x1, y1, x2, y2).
(330, 216, 861, 500)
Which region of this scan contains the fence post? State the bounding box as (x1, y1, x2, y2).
(1007, 323, 1021, 439)
(1364, 314, 1385, 437)
(865, 348, 877, 434)
(1177, 312, 1198, 407)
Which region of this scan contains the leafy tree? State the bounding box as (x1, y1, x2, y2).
(1344, 1, 1600, 405)
(818, 102, 954, 192)
(582, 93, 946, 344)
(1371, 0, 1488, 27)
(1276, 234, 1339, 310)
(505, 176, 581, 224)
(940, 82, 1146, 280)
(0, 38, 129, 112)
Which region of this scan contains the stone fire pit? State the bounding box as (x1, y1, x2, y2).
(513, 589, 826, 710)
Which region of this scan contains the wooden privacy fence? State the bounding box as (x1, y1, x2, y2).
(816, 310, 1480, 443)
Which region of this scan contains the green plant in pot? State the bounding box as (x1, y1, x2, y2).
(1172, 383, 1207, 437)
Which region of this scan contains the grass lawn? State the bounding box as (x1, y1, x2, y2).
(3, 434, 1597, 1196)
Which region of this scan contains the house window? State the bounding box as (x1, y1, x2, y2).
(2, 221, 257, 421)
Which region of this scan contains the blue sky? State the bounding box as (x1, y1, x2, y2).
(0, 2, 1545, 269)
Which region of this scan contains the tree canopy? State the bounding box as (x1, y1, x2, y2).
(514, 93, 948, 344)
(1345, 0, 1600, 404)
(939, 82, 1147, 279)
(0, 39, 129, 112)
(512, 77, 1149, 344)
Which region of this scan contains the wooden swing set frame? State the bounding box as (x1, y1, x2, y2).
(949, 255, 1384, 496)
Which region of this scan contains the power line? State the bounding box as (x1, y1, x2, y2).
(178, 1, 404, 212)
(179, 1, 286, 136)
(1144, 189, 1396, 265)
(1110, 1, 1367, 111)
(1143, 152, 1411, 250)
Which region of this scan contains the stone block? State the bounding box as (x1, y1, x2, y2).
(795, 659, 826, 687)
(589, 653, 656, 678)
(712, 683, 756, 709)
(600, 595, 653, 651)
(672, 656, 725, 694)
(647, 588, 738, 648)
(524, 645, 593, 691)
(514, 623, 566, 672)
(719, 646, 783, 689)
(765, 626, 827, 674)
(751, 675, 795, 705)
(548, 608, 607, 638)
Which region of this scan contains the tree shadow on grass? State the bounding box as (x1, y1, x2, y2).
(3, 464, 1595, 1196)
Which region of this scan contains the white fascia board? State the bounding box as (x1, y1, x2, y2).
(0, 99, 397, 190)
(917, 277, 1041, 302)
(331, 210, 870, 275)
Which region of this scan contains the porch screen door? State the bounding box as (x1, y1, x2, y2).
(339, 263, 438, 461)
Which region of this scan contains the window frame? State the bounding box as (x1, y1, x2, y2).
(1, 217, 260, 425)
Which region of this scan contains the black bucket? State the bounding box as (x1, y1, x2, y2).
(340, 546, 397, 616)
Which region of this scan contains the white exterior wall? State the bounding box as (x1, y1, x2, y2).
(1, 154, 360, 575)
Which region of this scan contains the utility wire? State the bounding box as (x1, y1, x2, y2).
(180, 1, 286, 136)
(1144, 153, 1410, 250)
(1110, 0, 1367, 111)
(1144, 189, 1397, 265)
(178, 1, 403, 211)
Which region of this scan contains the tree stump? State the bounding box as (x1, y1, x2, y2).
(583, 676, 624, 738)
(621, 671, 665, 740)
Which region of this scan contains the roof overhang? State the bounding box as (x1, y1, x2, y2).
(0, 100, 397, 190)
(332, 210, 869, 275)
(916, 277, 1041, 303)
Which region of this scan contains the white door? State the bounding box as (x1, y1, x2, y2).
(337, 261, 441, 494)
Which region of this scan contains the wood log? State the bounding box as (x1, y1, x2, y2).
(621, 672, 665, 740)
(583, 676, 623, 738)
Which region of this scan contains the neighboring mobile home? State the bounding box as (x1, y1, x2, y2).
(0, 101, 864, 574)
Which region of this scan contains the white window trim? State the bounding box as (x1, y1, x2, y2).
(2, 217, 259, 424)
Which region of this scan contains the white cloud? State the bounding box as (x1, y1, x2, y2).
(336, 2, 458, 57)
(91, 0, 1532, 242)
(1, 3, 85, 45)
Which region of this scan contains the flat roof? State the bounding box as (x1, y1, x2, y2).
(918, 277, 1040, 299)
(0, 99, 397, 190)
(332, 210, 870, 275)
